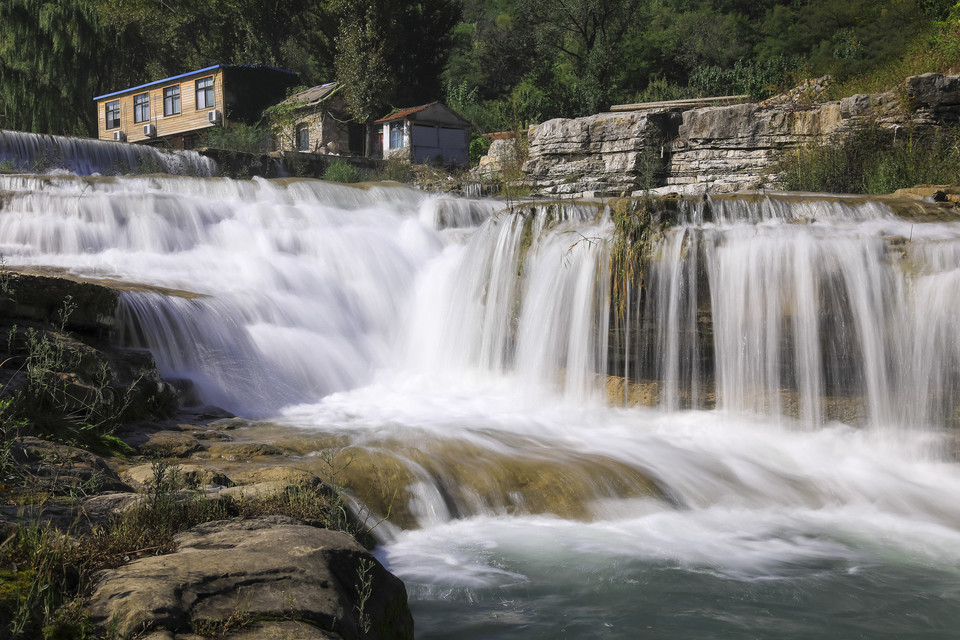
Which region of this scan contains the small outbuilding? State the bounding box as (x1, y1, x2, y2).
(271, 83, 368, 156)
(374, 102, 471, 166)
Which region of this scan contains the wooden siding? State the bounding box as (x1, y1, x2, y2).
(96, 70, 225, 144)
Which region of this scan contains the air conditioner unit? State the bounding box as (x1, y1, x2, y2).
(143, 123, 157, 138)
(208, 109, 222, 124)
(112, 131, 126, 142)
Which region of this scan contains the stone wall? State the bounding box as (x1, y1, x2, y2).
(511, 73, 960, 197)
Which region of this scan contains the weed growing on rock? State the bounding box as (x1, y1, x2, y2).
(354, 557, 375, 637)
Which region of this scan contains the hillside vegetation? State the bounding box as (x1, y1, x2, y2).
(1, 0, 959, 138)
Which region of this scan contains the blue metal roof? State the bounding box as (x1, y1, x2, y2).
(93, 64, 297, 101)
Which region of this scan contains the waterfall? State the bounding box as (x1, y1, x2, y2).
(0, 129, 216, 176)
(620, 194, 960, 430)
(4, 172, 960, 639)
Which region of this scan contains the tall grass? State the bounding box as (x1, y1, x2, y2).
(779, 123, 960, 193)
(0, 458, 353, 639)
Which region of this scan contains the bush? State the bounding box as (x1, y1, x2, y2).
(689, 54, 803, 100)
(323, 160, 362, 183)
(378, 155, 412, 183)
(203, 123, 268, 155)
(469, 134, 491, 165)
(778, 122, 960, 193)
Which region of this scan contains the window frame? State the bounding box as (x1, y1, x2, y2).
(105, 100, 121, 130)
(195, 76, 215, 110)
(389, 122, 405, 149)
(163, 85, 181, 117)
(296, 123, 310, 152)
(133, 92, 150, 124)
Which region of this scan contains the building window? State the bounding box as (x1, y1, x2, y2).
(196, 76, 214, 109)
(133, 93, 150, 123)
(296, 124, 310, 152)
(105, 100, 121, 129)
(389, 122, 404, 149)
(163, 85, 181, 116)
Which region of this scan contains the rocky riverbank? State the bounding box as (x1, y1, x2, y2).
(494, 73, 960, 197)
(0, 271, 413, 640)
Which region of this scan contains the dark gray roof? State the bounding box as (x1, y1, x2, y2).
(281, 83, 339, 107)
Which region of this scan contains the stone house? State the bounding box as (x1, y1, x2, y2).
(374, 102, 471, 166)
(271, 83, 366, 156)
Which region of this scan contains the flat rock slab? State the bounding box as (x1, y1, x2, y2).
(175, 620, 342, 639)
(204, 442, 284, 460)
(122, 463, 233, 489)
(230, 465, 321, 487)
(133, 430, 204, 458)
(88, 516, 413, 640)
(9, 436, 131, 493)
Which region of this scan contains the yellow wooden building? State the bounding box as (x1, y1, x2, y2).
(93, 64, 299, 149)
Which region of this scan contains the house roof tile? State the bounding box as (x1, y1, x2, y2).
(374, 102, 439, 123)
(281, 83, 339, 107)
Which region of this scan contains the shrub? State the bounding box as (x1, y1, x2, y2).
(378, 155, 412, 183)
(203, 123, 268, 155)
(778, 122, 960, 193)
(469, 134, 491, 165)
(323, 160, 362, 183)
(689, 54, 803, 100)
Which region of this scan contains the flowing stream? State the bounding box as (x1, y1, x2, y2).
(3, 170, 960, 638)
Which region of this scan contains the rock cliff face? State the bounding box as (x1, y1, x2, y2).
(522, 111, 680, 195)
(517, 73, 960, 196)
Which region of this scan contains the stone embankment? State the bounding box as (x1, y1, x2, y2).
(504, 73, 960, 197)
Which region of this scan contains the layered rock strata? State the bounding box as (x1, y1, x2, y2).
(517, 73, 960, 196)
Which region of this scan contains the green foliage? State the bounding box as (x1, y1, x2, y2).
(262, 85, 310, 151)
(632, 77, 695, 104)
(332, 0, 462, 121)
(378, 155, 413, 183)
(689, 55, 803, 100)
(203, 122, 269, 155)
(323, 160, 362, 183)
(470, 134, 492, 165)
(778, 123, 960, 194)
(0, 0, 105, 135)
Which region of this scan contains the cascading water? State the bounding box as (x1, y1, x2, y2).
(4, 171, 960, 639)
(0, 129, 216, 176)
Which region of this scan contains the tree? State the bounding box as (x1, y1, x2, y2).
(516, 0, 646, 114)
(333, 0, 462, 122)
(0, 0, 107, 135)
(333, 0, 393, 122)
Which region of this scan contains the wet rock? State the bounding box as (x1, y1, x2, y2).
(1, 269, 118, 332)
(231, 466, 322, 488)
(217, 480, 303, 501)
(206, 417, 263, 431)
(205, 442, 284, 461)
(122, 463, 233, 489)
(133, 430, 203, 458)
(7, 436, 131, 493)
(87, 516, 414, 640)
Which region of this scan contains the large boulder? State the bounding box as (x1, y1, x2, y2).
(906, 72, 960, 108)
(523, 110, 679, 195)
(87, 516, 414, 640)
